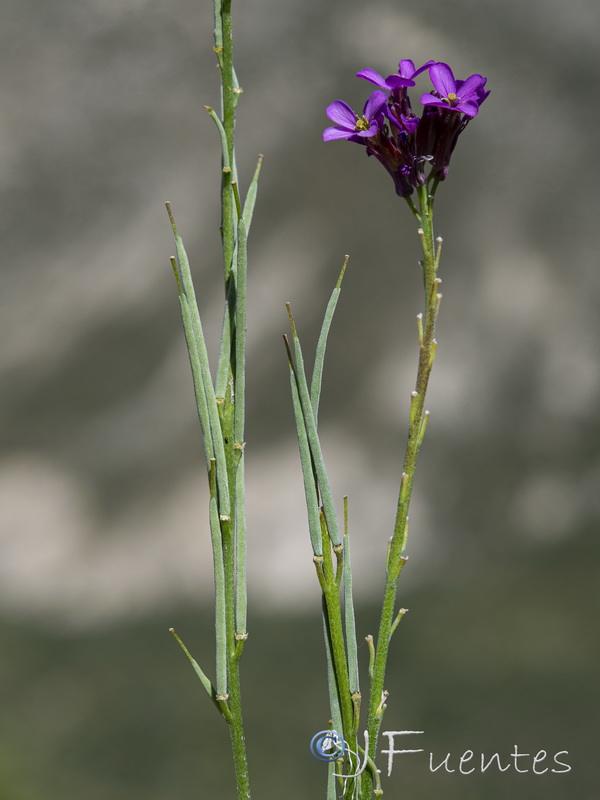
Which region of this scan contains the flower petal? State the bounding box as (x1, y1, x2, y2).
(455, 100, 479, 117)
(398, 59, 416, 78)
(411, 59, 436, 78)
(429, 62, 456, 97)
(355, 68, 389, 90)
(420, 93, 451, 109)
(386, 108, 404, 129)
(457, 73, 486, 101)
(386, 74, 415, 88)
(322, 125, 355, 141)
(325, 100, 357, 127)
(363, 90, 388, 120)
(401, 113, 420, 134)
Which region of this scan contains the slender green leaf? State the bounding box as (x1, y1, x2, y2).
(172, 264, 213, 468)
(215, 293, 233, 399)
(343, 496, 359, 695)
(169, 627, 230, 721)
(284, 336, 322, 556)
(234, 218, 247, 444)
(286, 305, 341, 547)
(167, 204, 231, 518)
(310, 256, 348, 422)
(242, 154, 264, 232)
(205, 106, 231, 171)
(326, 761, 336, 800)
(234, 454, 247, 634)
(169, 627, 215, 699)
(209, 459, 228, 697)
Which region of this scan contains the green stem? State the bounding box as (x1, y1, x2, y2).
(315, 512, 354, 741)
(215, 3, 251, 798)
(172, 3, 251, 799)
(218, 376, 251, 800)
(226, 659, 251, 800)
(220, 0, 236, 283)
(361, 186, 442, 798)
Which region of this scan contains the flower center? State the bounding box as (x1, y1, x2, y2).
(355, 115, 371, 132)
(446, 92, 458, 104)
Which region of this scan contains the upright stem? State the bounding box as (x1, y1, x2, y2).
(227, 655, 251, 800)
(220, 0, 236, 283)
(361, 185, 442, 798)
(215, 2, 251, 798)
(171, 4, 253, 799)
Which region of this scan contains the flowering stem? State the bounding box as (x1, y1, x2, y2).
(169, 3, 253, 799)
(361, 184, 442, 798)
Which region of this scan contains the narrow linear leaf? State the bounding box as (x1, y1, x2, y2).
(169, 628, 215, 698)
(167, 204, 231, 517)
(232, 218, 248, 632)
(310, 256, 348, 421)
(242, 154, 264, 232)
(234, 218, 247, 444)
(173, 274, 214, 468)
(234, 454, 247, 634)
(215, 185, 246, 399)
(229, 144, 240, 187)
(205, 106, 231, 171)
(215, 292, 233, 399)
(284, 336, 322, 556)
(213, 0, 223, 59)
(209, 459, 228, 697)
(169, 628, 230, 721)
(205, 108, 238, 281)
(343, 497, 360, 695)
(326, 761, 336, 800)
(286, 306, 341, 547)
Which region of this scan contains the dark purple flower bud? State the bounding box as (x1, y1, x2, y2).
(416, 104, 467, 180)
(366, 145, 415, 197)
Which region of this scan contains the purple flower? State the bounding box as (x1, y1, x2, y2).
(357, 60, 437, 138)
(323, 91, 387, 141)
(420, 62, 488, 117)
(324, 58, 490, 195)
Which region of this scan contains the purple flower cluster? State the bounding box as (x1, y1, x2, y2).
(323, 60, 490, 196)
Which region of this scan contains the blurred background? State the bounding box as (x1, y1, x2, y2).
(1, 0, 599, 797)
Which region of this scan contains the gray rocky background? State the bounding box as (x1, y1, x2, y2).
(1, 0, 599, 798)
